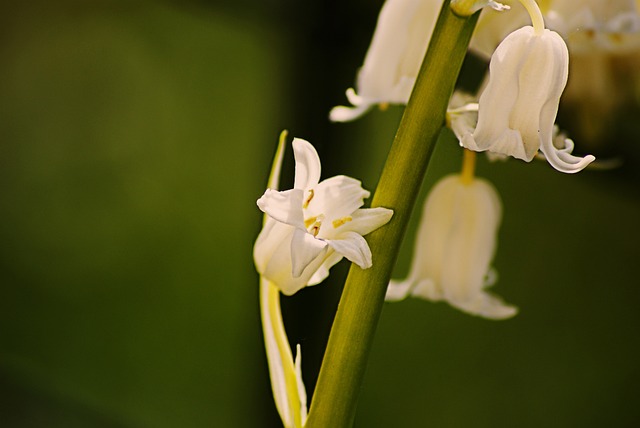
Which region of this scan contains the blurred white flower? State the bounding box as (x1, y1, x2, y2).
(329, 0, 443, 122)
(470, 0, 640, 57)
(254, 137, 393, 295)
(546, 0, 640, 53)
(386, 174, 516, 320)
(549, 0, 640, 143)
(471, 1, 640, 144)
(462, 25, 595, 173)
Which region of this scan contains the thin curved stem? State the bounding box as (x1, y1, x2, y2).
(519, 0, 545, 35)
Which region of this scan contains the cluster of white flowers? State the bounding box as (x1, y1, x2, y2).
(471, 0, 640, 142)
(255, 8, 635, 413)
(326, 0, 636, 318)
(254, 1, 631, 425)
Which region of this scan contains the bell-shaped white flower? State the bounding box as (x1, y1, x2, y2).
(386, 174, 516, 320)
(254, 138, 393, 295)
(462, 25, 596, 173)
(329, 0, 443, 122)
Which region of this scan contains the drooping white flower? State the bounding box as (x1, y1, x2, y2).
(329, 0, 443, 122)
(386, 174, 516, 320)
(254, 137, 393, 295)
(461, 25, 596, 173)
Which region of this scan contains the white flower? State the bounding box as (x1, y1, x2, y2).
(462, 25, 596, 173)
(472, 0, 640, 56)
(329, 0, 443, 122)
(546, 0, 640, 54)
(386, 174, 516, 320)
(254, 137, 393, 295)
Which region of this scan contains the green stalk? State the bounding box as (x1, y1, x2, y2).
(305, 3, 479, 427)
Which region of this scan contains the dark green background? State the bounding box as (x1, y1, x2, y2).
(1, 1, 639, 427)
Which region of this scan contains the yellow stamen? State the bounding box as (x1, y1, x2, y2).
(379, 102, 389, 111)
(332, 216, 353, 228)
(303, 189, 314, 208)
(304, 216, 317, 229)
(305, 215, 324, 237)
(461, 149, 476, 185)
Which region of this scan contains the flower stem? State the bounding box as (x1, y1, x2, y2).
(461, 149, 477, 185)
(519, 0, 545, 35)
(304, 3, 479, 427)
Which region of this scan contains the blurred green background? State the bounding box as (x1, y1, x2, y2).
(1, 1, 639, 427)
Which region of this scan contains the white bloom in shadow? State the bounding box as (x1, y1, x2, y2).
(329, 0, 443, 122)
(462, 25, 595, 173)
(254, 138, 393, 295)
(386, 174, 516, 320)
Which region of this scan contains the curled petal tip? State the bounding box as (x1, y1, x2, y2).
(545, 151, 596, 174)
(329, 104, 373, 123)
(345, 87, 363, 105)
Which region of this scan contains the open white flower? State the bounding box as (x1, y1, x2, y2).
(254, 138, 393, 295)
(462, 25, 595, 173)
(386, 174, 516, 320)
(329, 0, 443, 122)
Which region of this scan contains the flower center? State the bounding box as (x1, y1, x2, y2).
(304, 214, 324, 237)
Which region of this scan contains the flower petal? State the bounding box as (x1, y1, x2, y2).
(438, 178, 502, 304)
(329, 89, 374, 122)
(340, 207, 394, 236)
(257, 188, 305, 229)
(327, 231, 373, 269)
(307, 250, 343, 286)
(329, 103, 375, 122)
(411, 278, 443, 301)
(448, 291, 518, 320)
(539, 134, 596, 173)
(307, 175, 370, 224)
(385, 279, 414, 301)
(254, 218, 294, 275)
(291, 228, 328, 278)
(292, 138, 321, 190)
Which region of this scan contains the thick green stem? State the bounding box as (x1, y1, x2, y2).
(305, 3, 479, 427)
